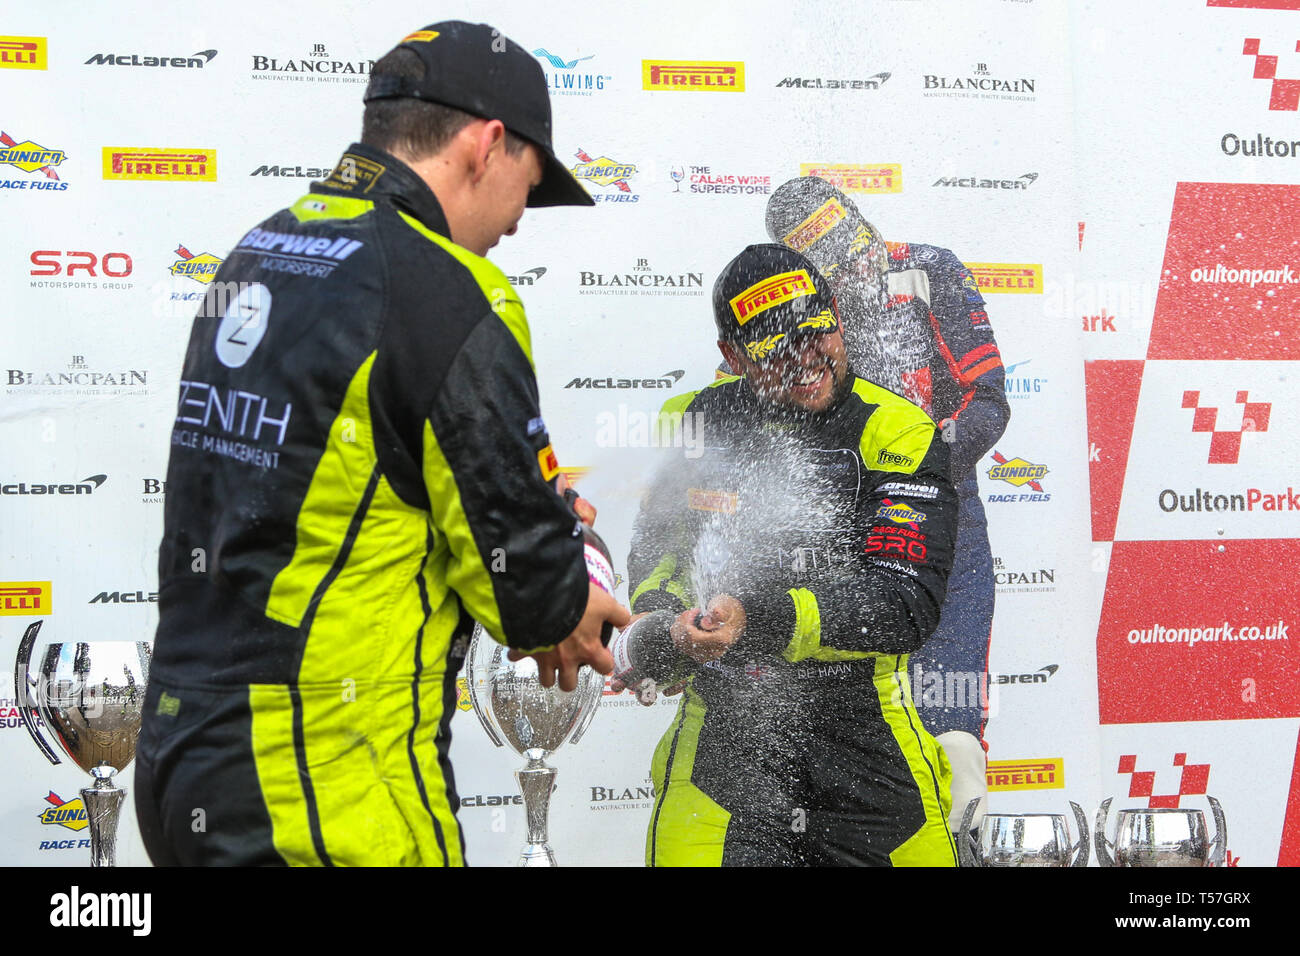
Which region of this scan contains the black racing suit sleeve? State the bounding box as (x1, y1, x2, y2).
(735, 422, 959, 658)
(928, 249, 1010, 476)
(422, 314, 587, 652)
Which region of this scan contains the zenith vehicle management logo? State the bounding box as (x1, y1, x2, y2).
(1182, 389, 1271, 463)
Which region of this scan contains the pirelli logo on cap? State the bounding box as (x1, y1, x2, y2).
(966, 262, 1043, 294)
(102, 147, 217, 181)
(987, 758, 1064, 792)
(402, 30, 439, 43)
(538, 444, 560, 481)
(687, 488, 738, 514)
(1, 581, 52, 616)
(800, 163, 901, 193)
(642, 60, 744, 91)
(729, 269, 815, 325)
(783, 197, 848, 252)
(0, 36, 47, 70)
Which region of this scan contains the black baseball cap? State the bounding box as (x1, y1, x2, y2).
(764, 176, 886, 280)
(712, 244, 840, 364)
(364, 21, 593, 208)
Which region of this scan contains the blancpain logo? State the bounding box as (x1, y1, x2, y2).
(85, 49, 216, 68)
(565, 370, 685, 389)
(775, 71, 890, 90)
(934, 172, 1037, 190)
(49, 885, 151, 936)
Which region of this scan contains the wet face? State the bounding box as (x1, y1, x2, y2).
(725, 320, 850, 414)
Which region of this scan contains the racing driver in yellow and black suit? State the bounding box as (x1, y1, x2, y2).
(622, 245, 959, 866)
(136, 21, 627, 866)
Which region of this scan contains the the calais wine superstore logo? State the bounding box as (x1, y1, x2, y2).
(250, 42, 372, 83)
(922, 61, 1037, 102)
(670, 164, 771, 196)
(0, 129, 66, 190)
(0, 36, 46, 70)
(533, 47, 610, 97)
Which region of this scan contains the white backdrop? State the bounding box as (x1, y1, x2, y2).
(1, 0, 1295, 866)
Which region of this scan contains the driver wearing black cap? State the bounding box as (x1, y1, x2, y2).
(623, 244, 961, 866)
(136, 21, 627, 866)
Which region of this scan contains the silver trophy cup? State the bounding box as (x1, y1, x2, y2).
(1095, 796, 1227, 867)
(958, 799, 1090, 867)
(465, 624, 603, 866)
(14, 621, 151, 867)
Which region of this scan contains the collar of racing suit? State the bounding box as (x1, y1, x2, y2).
(310, 142, 452, 239)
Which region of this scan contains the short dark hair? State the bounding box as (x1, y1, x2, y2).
(362, 48, 529, 160)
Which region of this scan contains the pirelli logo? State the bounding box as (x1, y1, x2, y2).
(402, 30, 439, 43)
(783, 198, 849, 253)
(538, 444, 560, 482)
(966, 262, 1043, 294)
(0, 581, 52, 615)
(800, 163, 901, 193)
(102, 147, 217, 181)
(987, 758, 1064, 792)
(642, 60, 744, 91)
(729, 269, 815, 324)
(687, 488, 738, 514)
(0, 36, 47, 70)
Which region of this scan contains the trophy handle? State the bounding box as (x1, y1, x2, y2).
(464, 627, 505, 748)
(13, 620, 61, 765)
(957, 798, 982, 867)
(1069, 801, 1090, 867)
(1094, 797, 1115, 867)
(1207, 795, 1227, 868)
(568, 671, 603, 746)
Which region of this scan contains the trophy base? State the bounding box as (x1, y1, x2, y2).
(519, 843, 557, 867)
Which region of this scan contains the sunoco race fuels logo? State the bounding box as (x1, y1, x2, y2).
(1183, 389, 1271, 463)
(986, 451, 1050, 503)
(39, 792, 89, 832)
(171, 244, 223, 284)
(571, 148, 637, 203)
(0, 130, 64, 185)
(103, 147, 216, 181)
(642, 60, 743, 91)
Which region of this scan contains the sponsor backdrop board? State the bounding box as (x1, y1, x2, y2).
(0, 0, 1294, 866)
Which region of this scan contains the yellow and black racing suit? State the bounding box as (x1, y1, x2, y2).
(136, 144, 588, 866)
(629, 375, 959, 866)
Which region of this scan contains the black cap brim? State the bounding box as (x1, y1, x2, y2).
(528, 147, 594, 208)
